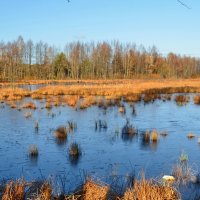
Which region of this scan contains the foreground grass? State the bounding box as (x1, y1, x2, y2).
(0, 176, 180, 200)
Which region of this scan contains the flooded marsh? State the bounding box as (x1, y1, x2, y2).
(1, 88, 200, 198)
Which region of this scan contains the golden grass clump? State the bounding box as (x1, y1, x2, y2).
(2, 179, 25, 200)
(28, 145, 39, 157)
(175, 95, 189, 105)
(79, 96, 97, 109)
(9, 102, 17, 109)
(193, 95, 200, 105)
(21, 102, 37, 109)
(118, 106, 126, 114)
(150, 130, 159, 143)
(83, 179, 109, 200)
(187, 132, 195, 139)
(37, 182, 52, 200)
(54, 126, 68, 139)
(124, 94, 141, 102)
(0, 88, 30, 101)
(31, 93, 44, 99)
(53, 97, 62, 107)
(69, 142, 81, 159)
(45, 102, 52, 109)
(64, 95, 80, 107)
(123, 176, 179, 200)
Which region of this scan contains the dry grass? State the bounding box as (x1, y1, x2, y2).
(54, 126, 68, 139)
(9, 102, 17, 109)
(28, 145, 39, 157)
(0, 175, 181, 200)
(45, 102, 52, 109)
(123, 176, 180, 200)
(194, 95, 200, 104)
(2, 179, 25, 200)
(64, 95, 80, 108)
(187, 133, 195, 139)
(21, 102, 37, 109)
(142, 131, 150, 143)
(31, 93, 44, 99)
(82, 179, 109, 200)
(29, 79, 200, 99)
(151, 130, 159, 143)
(118, 106, 126, 114)
(172, 162, 193, 185)
(69, 142, 81, 159)
(79, 96, 97, 109)
(0, 88, 30, 101)
(175, 95, 189, 105)
(2, 79, 200, 107)
(36, 182, 52, 200)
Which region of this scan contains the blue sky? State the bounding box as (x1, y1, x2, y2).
(0, 0, 199, 56)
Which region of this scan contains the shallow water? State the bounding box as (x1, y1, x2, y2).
(1, 94, 200, 194)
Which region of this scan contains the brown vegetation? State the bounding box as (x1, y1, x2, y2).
(82, 179, 109, 200)
(79, 96, 97, 109)
(21, 102, 37, 109)
(151, 130, 159, 143)
(175, 95, 189, 105)
(2, 79, 200, 110)
(187, 133, 195, 139)
(193, 95, 200, 104)
(63, 95, 80, 108)
(2, 179, 25, 200)
(54, 126, 68, 139)
(123, 176, 179, 200)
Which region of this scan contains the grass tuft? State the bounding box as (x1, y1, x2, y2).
(2, 179, 25, 200)
(28, 145, 39, 157)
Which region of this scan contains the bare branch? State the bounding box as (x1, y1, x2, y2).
(177, 0, 191, 9)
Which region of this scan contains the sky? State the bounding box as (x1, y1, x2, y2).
(0, 0, 200, 57)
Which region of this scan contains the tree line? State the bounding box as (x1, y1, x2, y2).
(0, 36, 199, 81)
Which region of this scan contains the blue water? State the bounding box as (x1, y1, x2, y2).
(0, 94, 200, 194)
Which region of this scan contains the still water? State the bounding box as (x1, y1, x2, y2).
(0, 94, 200, 194)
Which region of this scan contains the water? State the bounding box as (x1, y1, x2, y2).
(0, 93, 200, 194)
